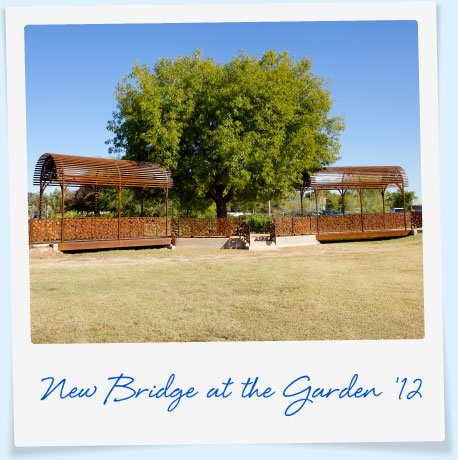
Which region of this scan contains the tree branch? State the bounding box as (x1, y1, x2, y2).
(223, 189, 234, 203)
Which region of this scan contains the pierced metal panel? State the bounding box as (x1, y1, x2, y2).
(411, 210, 422, 229)
(29, 217, 250, 244)
(170, 218, 244, 238)
(271, 212, 414, 238)
(29, 219, 61, 243)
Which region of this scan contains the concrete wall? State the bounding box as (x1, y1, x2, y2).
(172, 237, 248, 249)
(275, 235, 318, 247)
(249, 235, 277, 250)
(174, 235, 317, 249)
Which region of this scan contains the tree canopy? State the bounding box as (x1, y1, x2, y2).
(386, 190, 417, 209)
(107, 49, 345, 217)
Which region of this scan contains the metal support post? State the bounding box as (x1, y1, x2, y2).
(39, 185, 44, 218)
(117, 187, 122, 240)
(61, 182, 65, 242)
(140, 188, 144, 217)
(402, 186, 407, 230)
(359, 189, 364, 232)
(315, 189, 320, 234)
(165, 188, 169, 236)
(94, 185, 98, 217)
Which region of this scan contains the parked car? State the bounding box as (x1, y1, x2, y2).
(390, 208, 405, 213)
(321, 210, 343, 215)
(411, 201, 422, 211)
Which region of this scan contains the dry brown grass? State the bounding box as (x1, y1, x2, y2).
(29, 235, 424, 343)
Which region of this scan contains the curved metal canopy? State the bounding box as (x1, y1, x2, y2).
(33, 153, 173, 189)
(309, 166, 408, 190)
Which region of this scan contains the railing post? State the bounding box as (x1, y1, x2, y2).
(270, 219, 276, 245)
(315, 189, 320, 234)
(291, 216, 295, 236)
(359, 189, 364, 233)
(208, 217, 211, 236)
(402, 186, 407, 230)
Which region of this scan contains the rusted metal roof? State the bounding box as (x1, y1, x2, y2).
(309, 166, 408, 190)
(33, 153, 173, 188)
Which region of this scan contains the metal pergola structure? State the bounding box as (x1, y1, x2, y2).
(298, 166, 409, 233)
(33, 153, 173, 241)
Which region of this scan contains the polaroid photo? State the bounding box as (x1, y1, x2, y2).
(7, 2, 443, 446)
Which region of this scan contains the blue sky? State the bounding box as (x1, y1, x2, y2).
(25, 20, 421, 197)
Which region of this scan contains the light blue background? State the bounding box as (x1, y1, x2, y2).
(1, 1, 456, 459)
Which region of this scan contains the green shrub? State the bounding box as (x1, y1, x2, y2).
(241, 215, 271, 233)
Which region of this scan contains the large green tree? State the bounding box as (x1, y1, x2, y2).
(107, 49, 344, 217)
(386, 190, 417, 210)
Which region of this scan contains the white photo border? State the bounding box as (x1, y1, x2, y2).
(7, 2, 443, 446)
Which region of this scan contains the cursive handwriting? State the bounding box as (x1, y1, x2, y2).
(282, 373, 382, 416)
(40, 373, 424, 416)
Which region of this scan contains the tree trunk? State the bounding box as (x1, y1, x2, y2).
(208, 186, 233, 218)
(215, 197, 228, 218)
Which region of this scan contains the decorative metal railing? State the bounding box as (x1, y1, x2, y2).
(171, 217, 250, 245)
(270, 211, 421, 238)
(28, 217, 170, 243)
(237, 220, 251, 246)
(29, 211, 421, 246)
(171, 217, 237, 237)
(29, 217, 250, 245)
(29, 218, 62, 243)
(411, 210, 422, 229)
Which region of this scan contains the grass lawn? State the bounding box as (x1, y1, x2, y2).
(29, 235, 424, 343)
